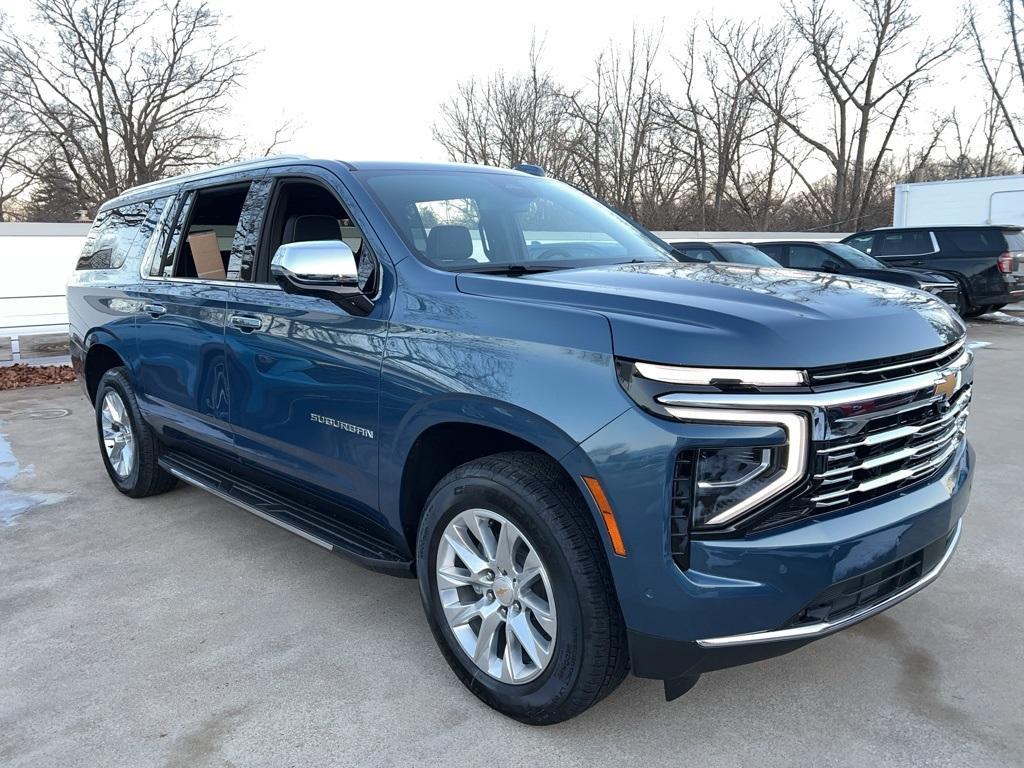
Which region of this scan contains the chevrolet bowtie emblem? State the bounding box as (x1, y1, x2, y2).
(934, 372, 958, 402)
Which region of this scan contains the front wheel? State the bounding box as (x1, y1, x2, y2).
(416, 452, 628, 724)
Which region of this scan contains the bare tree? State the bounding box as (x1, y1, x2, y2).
(0, 25, 40, 222)
(0, 99, 39, 221)
(433, 39, 576, 178)
(968, 1, 1024, 166)
(737, 0, 964, 230)
(0, 0, 259, 212)
(564, 28, 691, 220)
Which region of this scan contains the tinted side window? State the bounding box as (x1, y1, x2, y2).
(876, 231, 933, 256)
(756, 244, 784, 262)
(677, 247, 717, 262)
(157, 183, 263, 281)
(76, 201, 154, 270)
(845, 234, 874, 254)
(787, 245, 829, 269)
(949, 229, 1005, 253)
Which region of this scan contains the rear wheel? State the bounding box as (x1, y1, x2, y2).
(416, 451, 628, 724)
(94, 367, 177, 497)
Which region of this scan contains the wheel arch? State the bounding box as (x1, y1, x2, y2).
(386, 397, 602, 558)
(82, 333, 130, 403)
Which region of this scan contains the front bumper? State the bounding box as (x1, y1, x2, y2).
(698, 517, 961, 648)
(570, 395, 974, 682)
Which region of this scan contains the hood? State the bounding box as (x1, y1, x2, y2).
(892, 266, 958, 285)
(847, 267, 920, 288)
(456, 262, 965, 368)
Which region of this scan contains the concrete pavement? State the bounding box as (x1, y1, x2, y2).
(1, 319, 1022, 767)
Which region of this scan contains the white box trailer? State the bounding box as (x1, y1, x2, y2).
(893, 175, 1024, 228)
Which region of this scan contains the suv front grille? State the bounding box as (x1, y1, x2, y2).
(746, 382, 970, 533)
(808, 384, 970, 512)
(807, 339, 965, 389)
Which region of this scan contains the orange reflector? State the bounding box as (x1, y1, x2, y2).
(582, 476, 626, 556)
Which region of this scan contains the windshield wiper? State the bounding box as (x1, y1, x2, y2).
(456, 263, 561, 276)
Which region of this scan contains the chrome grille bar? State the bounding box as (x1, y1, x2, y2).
(815, 414, 968, 480)
(818, 386, 971, 455)
(810, 339, 965, 382)
(809, 382, 970, 508)
(811, 437, 963, 504)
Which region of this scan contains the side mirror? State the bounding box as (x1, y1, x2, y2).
(270, 240, 373, 315)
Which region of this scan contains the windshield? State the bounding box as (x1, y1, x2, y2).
(360, 170, 676, 272)
(825, 242, 888, 269)
(715, 243, 781, 267)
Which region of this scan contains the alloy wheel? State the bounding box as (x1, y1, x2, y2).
(435, 508, 557, 684)
(100, 390, 135, 478)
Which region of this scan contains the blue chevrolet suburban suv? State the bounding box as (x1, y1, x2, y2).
(68, 156, 974, 724)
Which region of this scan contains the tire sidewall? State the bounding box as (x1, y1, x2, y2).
(94, 369, 143, 493)
(416, 474, 586, 718)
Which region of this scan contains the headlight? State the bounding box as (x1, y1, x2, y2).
(694, 446, 784, 526)
(667, 408, 809, 529)
(919, 282, 956, 295)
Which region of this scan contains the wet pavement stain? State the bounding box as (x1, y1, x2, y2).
(0, 426, 65, 526)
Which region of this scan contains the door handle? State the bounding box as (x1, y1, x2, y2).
(142, 303, 166, 317)
(229, 314, 262, 332)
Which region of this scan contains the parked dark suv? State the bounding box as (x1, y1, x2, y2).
(68, 157, 974, 724)
(842, 226, 1024, 317)
(753, 240, 962, 311)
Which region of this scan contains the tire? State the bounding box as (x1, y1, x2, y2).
(962, 306, 987, 319)
(416, 451, 628, 725)
(94, 367, 177, 498)
(951, 288, 969, 317)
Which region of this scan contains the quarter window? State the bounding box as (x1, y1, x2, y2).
(77, 200, 160, 270)
(949, 229, 1005, 253)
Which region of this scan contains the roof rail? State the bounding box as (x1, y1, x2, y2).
(116, 154, 310, 198)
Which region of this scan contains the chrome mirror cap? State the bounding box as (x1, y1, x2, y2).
(271, 240, 359, 288)
(269, 240, 373, 315)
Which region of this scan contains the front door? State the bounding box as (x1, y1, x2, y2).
(223, 170, 390, 526)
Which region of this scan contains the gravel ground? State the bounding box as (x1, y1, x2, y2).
(0, 319, 1022, 768)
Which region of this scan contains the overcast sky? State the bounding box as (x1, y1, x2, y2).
(222, 0, 973, 164)
(5, 0, 978, 164)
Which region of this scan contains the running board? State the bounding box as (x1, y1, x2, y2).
(159, 451, 413, 577)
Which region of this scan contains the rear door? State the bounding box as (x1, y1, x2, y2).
(134, 173, 266, 458)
